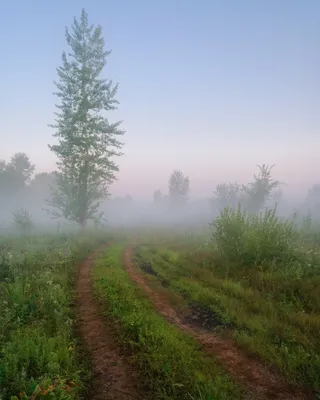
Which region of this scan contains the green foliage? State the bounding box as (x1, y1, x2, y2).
(0, 249, 13, 282)
(212, 205, 297, 266)
(13, 209, 34, 236)
(0, 234, 104, 399)
(47, 9, 124, 227)
(1, 327, 79, 397)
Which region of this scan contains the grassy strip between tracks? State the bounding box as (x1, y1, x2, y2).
(92, 244, 245, 400)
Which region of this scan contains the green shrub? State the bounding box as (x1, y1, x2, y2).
(212, 205, 297, 267)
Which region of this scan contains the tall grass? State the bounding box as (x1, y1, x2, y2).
(211, 205, 298, 267)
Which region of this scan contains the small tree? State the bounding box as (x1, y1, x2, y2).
(46, 9, 124, 230)
(212, 165, 281, 215)
(168, 170, 190, 208)
(0, 153, 35, 197)
(243, 164, 281, 213)
(13, 209, 34, 236)
(9, 153, 35, 184)
(212, 182, 245, 212)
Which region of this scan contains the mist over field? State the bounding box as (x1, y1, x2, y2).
(0, 157, 319, 234)
(0, 2, 319, 400)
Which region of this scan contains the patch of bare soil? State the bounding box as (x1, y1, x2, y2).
(124, 246, 314, 400)
(75, 247, 146, 400)
(182, 302, 230, 330)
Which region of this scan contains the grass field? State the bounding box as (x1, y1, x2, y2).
(0, 233, 106, 400)
(0, 208, 319, 399)
(133, 237, 320, 391)
(127, 210, 320, 394)
(92, 243, 244, 400)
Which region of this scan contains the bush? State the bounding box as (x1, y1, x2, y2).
(13, 209, 34, 236)
(211, 205, 297, 267)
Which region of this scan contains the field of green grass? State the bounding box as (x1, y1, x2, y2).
(131, 210, 320, 395)
(0, 208, 319, 399)
(0, 233, 106, 399)
(92, 244, 244, 400)
(133, 240, 319, 391)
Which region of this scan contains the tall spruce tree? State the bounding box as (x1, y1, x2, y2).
(47, 9, 124, 229)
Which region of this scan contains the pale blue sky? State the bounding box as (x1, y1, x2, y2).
(1, 0, 319, 199)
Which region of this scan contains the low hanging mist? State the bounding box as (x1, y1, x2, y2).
(0, 152, 319, 235)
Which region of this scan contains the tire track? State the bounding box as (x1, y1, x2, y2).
(75, 246, 146, 400)
(124, 245, 313, 400)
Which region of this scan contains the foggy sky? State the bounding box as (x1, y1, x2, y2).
(1, 0, 318, 200)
